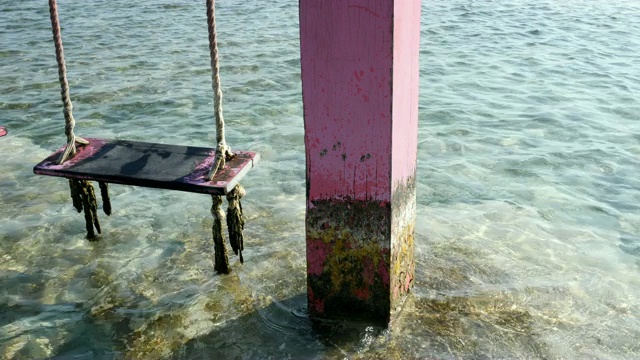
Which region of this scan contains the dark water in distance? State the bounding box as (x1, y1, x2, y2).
(1, 0, 639, 358)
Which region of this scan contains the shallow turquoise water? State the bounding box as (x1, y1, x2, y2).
(1, 0, 639, 359)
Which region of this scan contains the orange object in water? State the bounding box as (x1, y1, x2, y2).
(0, 126, 7, 137)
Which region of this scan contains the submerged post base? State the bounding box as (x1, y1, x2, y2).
(306, 179, 416, 324)
(307, 199, 392, 322)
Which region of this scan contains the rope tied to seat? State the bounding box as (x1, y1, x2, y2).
(205, 0, 249, 270)
(206, 0, 233, 180)
(48, 0, 88, 165)
(49, 0, 112, 240)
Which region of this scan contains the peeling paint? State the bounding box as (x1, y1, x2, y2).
(300, 0, 394, 203)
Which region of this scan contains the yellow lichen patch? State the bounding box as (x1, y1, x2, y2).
(307, 199, 393, 318)
(321, 234, 386, 296)
(391, 222, 415, 307)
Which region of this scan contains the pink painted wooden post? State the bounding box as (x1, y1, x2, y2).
(300, 0, 421, 324)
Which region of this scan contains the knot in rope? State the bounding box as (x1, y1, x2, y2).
(208, 142, 233, 181)
(205, 0, 235, 180)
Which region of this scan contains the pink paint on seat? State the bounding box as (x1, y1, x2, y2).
(33, 138, 259, 195)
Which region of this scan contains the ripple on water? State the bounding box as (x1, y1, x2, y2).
(1, 0, 640, 358)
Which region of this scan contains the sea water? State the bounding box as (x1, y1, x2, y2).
(0, 0, 639, 358)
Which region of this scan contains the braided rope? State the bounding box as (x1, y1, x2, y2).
(48, 0, 87, 164)
(226, 184, 246, 263)
(206, 0, 233, 180)
(211, 195, 230, 274)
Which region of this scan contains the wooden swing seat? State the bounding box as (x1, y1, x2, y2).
(33, 138, 259, 195)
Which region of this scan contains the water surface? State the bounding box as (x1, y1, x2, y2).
(1, 0, 639, 359)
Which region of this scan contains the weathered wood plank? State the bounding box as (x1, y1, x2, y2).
(34, 138, 259, 195)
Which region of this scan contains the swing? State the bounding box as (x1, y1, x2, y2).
(33, 0, 257, 274)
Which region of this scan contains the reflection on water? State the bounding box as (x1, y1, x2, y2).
(1, 0, 640, 358)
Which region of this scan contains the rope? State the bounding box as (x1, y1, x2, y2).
(69, 179, 101, 240)
(205, 2, 247, 268)
(68, 179, 82, 213)
(98, 181, 112, 216)
(226, 184, 246, 263)
(206, 0, 233, 180)
(48, 0, 88, 165)
(211, 195, 231, 274)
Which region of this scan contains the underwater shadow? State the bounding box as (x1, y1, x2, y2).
(166, 293, 395, 360)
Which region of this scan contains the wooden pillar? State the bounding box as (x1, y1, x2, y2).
(300, 0, 421, 324)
